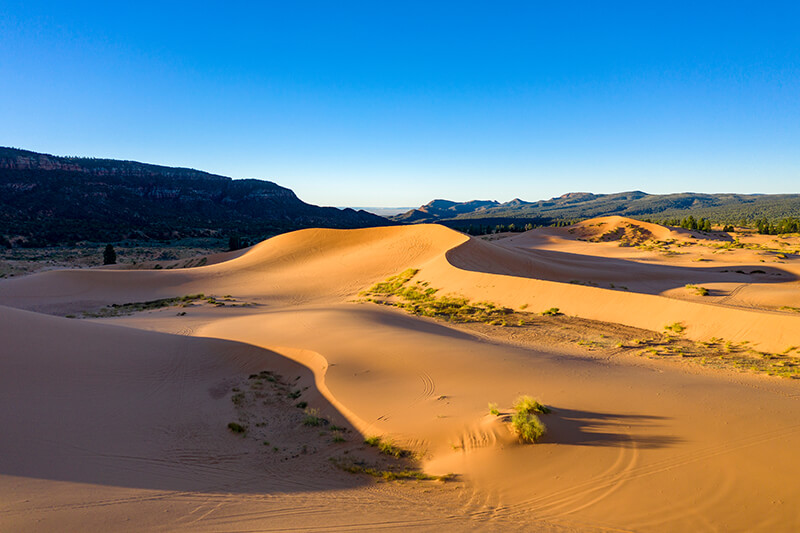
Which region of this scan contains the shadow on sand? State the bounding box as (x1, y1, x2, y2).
(446, 239, 796, 295)
(543, 407, 682, 449)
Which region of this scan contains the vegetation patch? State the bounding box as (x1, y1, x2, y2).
(664, 322, 686, 334)
(361, 272, 800, 381)
(617, 335, 800, 379)
(330, 458, 454, 482)
(364, 436, 412, 458)
(685, 284, 709, 296)
(227, 422, 247, 434)
(73, 293, 254, 318)
(361, 270, 518, 324)
(303, 408, 327, 427)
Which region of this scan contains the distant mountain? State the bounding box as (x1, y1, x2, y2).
(395, 199, 502, 223)
(0, 147, 391, 246)
(394, 191, 800, 226)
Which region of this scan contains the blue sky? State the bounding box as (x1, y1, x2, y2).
(1, 2, 798, 206)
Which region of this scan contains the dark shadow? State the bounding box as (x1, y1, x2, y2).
(0, 317, 374, 495)
(447, 240, 797, 295)
(538, 407, 682, 449)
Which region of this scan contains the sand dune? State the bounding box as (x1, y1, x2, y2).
(2, 218, 800, 531)
(0, 225, 468, 314)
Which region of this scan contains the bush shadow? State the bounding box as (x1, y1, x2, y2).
(543, 407, 682, 449)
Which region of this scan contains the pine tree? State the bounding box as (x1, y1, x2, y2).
(103, 244, 117, 265)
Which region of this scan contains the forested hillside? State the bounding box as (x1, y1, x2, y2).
(0, 147, 391, 247)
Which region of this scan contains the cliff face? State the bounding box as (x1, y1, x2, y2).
(0, 147, 391, 246)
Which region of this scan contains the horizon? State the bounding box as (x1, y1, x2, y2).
(2, 2, 799, 205)
(3, 144, 796, 210)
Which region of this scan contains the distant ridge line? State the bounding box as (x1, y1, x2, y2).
(394, 191, 800, 226)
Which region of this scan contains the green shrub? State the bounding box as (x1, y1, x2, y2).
(665, 322, 686, 334)
(511, 411, 546, 443)
(302, 408, 324, 426)
(510, 395, 549, 443)
(513, 395, 551, 414)
(378, 440, 410, 458)
(488, 402, 500, 416)
(685, 284, 709, 296)
(227, 422, 246, 434)
(541, 307, 561, 316)
(364, 436, 382, 446)
(363, 436, 410, 457)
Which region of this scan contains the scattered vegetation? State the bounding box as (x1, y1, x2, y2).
(362, 271, 576, 331)
(361, 272, 800, 383)
(364, 436, 381, 447)
(488, 402, 500, 416)
(664, 322, 686, 335)
(361, 270, 520, 324)
(615, 334, 800, 379)
(364, 436, 412, 458)
(685, 284, 710, 296)
(71, 293, 254, 318)
(331, 458, 454, 482)
(303, 408, 326, 427)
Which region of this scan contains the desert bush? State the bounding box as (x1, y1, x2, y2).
(302, 408, 324, 426)
(541, 307, 561, 316)
(510, 395, 549, 443)
(665, 322, 686, 334)
(514, 395, 551, 415)
(512, 411, 546, 443)
(363, 436, 410, 457)
(685, 284, 709, 296)
(227, 422, 246, 434)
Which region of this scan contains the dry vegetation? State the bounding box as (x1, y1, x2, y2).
(226, 368, 453, 483)
(362, 270, 800, 379)
(67, 293, 254, 319)
(0, 239, 225, 279)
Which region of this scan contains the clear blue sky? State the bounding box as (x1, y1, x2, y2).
(1, 2, 798, 207)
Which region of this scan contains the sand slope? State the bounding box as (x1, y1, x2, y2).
(2, 219, 800, 531)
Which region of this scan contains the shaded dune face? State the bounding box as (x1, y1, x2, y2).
(2, 218, 800, 532)
(447, 236, 795, 291)
(0, 306, 361, 494)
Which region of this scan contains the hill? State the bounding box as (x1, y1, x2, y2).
(0, 147, 391, 246)
(394, 191, 800, 227)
